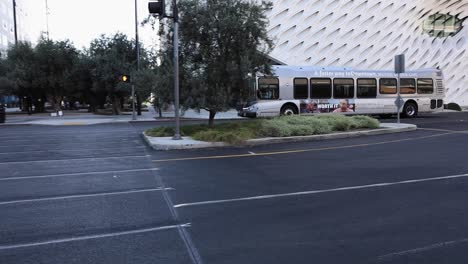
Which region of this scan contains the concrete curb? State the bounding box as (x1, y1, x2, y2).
(142, 123, 417, 150)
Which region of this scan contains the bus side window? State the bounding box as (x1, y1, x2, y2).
(293, 78, 309, 99)
(258, 77, 280, 100)
(379, 78, 397, 94)
(417, 78, 434, 94)
(333, 78, 354, 99)
(401, 78, 416, 94)
(310, 78, 332, 99)
(357, 78, 377, 98)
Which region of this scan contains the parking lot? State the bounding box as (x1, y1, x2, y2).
(1, 112, 468, 263)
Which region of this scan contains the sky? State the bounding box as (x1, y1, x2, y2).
(22, 0, 158, 50)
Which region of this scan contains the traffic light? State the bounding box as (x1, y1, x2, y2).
(148, 0, 165, 16)
(121, 75, 130, 83)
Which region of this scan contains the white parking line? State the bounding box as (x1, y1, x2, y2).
(0, 223, 191, 250)
(377, 237, 468, 261)
(0, 139, 141, 148)
(0, 188, 173, 206)
(0, 155, 149, 165)
(0, 168, 159, 181)
(0, 145, 146, 155)
(174, 173, 468, 208)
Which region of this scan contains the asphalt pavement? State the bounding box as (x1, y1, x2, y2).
(1, 112, 468, 264)
(0, 124, 193, 264)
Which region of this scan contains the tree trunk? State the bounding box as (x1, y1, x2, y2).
(157, 105, 163, 118)
(137, 94, 142, 116)
(112, 96, 121, 115)
(208, 110, 216, 127)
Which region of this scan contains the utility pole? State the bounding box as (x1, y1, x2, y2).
(12, 0, 18, 44)
(45, 0, 50, 39)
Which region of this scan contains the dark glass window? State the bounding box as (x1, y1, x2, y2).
(357, 78, 377, 98)
(422, 13, 465, 38)
(417, 78, 434, 94)
(257, 77, 279, 100)
(310, 78, 332, 99)
(401, 78, 416, 94)
(379, 78, 397, 94)
(333, 78, 354, 98)
(294, 78, 308, 99)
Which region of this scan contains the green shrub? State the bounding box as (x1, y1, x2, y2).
(446, 102, 462, 111)
(317, 115, 352, 131)
(350, 116, 380, 129)
(145, 115, 379, 143)
(259, 118, 293, 137)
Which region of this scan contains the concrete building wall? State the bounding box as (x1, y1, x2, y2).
(0, 0, 30, 56)
(266, 0, 467, 106)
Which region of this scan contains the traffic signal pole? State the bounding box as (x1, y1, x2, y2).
(172, 0, 181, 140)
(148, 0, 181, 140)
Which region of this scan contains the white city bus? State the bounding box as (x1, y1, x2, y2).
(239, 65, 445, 118)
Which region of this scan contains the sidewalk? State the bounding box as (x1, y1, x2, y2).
(1, 108, 242, 126)
(143, 123, 418, 150)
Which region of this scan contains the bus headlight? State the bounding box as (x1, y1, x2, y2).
(248, 105, 258, 112)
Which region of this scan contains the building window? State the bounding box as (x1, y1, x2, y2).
(422, 13, 465, 38)
(293, 78, 308, 99)
(379, 78, 397, 94)
(357, 78, 377, 98)
(333, 78, 354, 99)
(310, 78, 332, 99)
(257, 77, 279, 100)
(417, 78, 434, 94)
(401, 78, 416, 94)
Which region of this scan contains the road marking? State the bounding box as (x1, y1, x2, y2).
(174, 172, 468, 208)
(0, 223, 191, 250)
(0, 155, 149, 165)
(63, 122, 87, 126)
(418, 128, 468, 133)
(154, 132, 453, 162)
(0, 188, 173, 206)
(0, 168, 159, 181)
(248, 151, 256, 155)
(377, 237, 468, 261)
(0, 146, 146, 155)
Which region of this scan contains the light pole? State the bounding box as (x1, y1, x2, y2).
(12, 0, 18, 44)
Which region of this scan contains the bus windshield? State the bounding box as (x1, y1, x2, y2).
(257, 77, 279, 100)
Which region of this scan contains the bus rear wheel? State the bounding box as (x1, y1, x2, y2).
(281, 104, 298, 116)
(402, 102, 418, 118)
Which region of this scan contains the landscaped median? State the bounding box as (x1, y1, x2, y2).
(142, 115, 417, 150)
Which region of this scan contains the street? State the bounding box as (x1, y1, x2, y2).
(1, 112, 468, 263)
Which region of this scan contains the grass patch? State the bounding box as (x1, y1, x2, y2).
(145, 115, 380, 144)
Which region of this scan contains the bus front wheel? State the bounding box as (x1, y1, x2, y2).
(281, 104, 298, 116)
(402, 102, 418, 118)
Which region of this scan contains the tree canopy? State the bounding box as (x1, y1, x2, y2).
(177, 0, 273, 125)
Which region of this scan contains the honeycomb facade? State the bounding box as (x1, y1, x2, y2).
(266, 0, 468, 106)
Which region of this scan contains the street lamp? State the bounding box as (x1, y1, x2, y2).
(149, 0, 181, 140)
